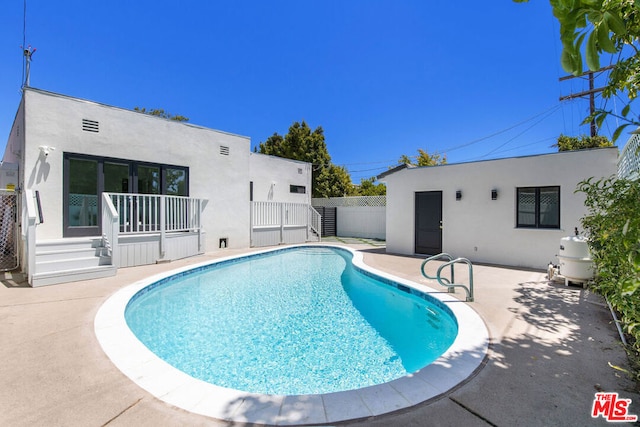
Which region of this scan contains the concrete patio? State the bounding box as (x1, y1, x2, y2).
(1, 242, 638, 426)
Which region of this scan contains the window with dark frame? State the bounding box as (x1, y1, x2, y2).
(289, 185, 306, 194)
(516, 186, 560, 229)
(63, 152, 189, 237)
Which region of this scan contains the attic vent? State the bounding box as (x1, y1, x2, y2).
(298, 168, 303, 174)
(220, 145, 230, 156)
(82, 119, 99, 133)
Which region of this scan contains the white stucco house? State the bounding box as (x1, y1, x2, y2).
(379, 148, 619, 270)
(2, 88, 316, 286)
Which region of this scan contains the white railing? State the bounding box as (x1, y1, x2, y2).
(106, 193, 202, 234)
(251, 201, 320, 245)
(309, 205, 321, 241)
(101, 193, 119, 267)
(105, 193, 205, 258)
(252, 201, 309, 228)
(23, 189, 38, 285)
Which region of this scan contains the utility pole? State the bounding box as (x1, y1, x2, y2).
(559, 65, 614, 137)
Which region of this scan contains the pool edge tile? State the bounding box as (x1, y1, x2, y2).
(276, 394, 326, 425)
(322, 389, 373, 423)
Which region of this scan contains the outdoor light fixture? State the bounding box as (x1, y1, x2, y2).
(38, 145, 55, 157)
(491, 189, 498, 200)
(456, 190, 462, 201)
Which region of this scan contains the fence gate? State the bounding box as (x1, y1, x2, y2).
(314, 206, 337, 237)
(0, 192, 17, 271)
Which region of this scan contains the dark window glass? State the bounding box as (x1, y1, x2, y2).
(138, 165, 160, 194)
(64, 153, 189, 237)
(517, 186, 560, 229)
(290, 185, 306, 194)
(104, 162, 130, 193)
(68, 158, 98, 227)
(165, 168, 187, 196)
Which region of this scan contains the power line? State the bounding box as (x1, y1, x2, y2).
(438, 104, 563, 153)
(474, 108, 561, 160)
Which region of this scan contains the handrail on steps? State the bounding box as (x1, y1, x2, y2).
(421, 252, 475, 302)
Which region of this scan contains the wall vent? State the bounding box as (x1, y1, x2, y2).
(298, 168, 303, 174)
(82, 119, 99, 133)
(220, 145, 230, 156)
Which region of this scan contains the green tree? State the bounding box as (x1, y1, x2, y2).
(555, 134, 613, 151)
(398, 149, 447, 166)
(134, 107, 189, 122)
(315, 164, 357, 197)
(355, 177, 387, 196)
(515, 0, 640, 140)
(257, 121, 352, 197)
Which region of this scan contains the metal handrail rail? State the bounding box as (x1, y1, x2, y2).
(436, 258, 474, 302)
(421, 253, 455, 290)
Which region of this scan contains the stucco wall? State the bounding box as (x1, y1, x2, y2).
(249, 153, 312, 204)
(383, 148, 619, 269)
(21, 88, 251, 250)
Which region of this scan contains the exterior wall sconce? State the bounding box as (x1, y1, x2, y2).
(456, 190, 462, 201)
(38, 145, 55, 157)
(491, 189, 498, 200)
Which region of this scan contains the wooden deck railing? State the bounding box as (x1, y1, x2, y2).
(104, 193, 205, 258)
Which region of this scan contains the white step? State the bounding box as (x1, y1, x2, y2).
(31, 265, 117, 287)
(36, 247, 107, 263)
(36, 255, 111, 273)
(32, 237, 116, 286)
(36, 237, 104, 251)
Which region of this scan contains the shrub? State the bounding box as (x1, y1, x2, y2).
(577, 176, 640, 358)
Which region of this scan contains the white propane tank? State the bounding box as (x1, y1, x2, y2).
(557, 227, 594, 284)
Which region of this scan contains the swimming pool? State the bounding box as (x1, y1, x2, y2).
(95, 245, 489, 424)
(124, 246, 458, 395)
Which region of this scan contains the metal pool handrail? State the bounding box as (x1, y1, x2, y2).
(437, 258, 474, 302)
(421, 253, 475, 302)
(421, 253, 455, 290)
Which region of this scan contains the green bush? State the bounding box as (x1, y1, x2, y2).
(578, 176, 640, 355)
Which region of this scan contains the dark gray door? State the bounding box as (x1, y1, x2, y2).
(314, 206, 337, 237)
(415, 191, 442, 255)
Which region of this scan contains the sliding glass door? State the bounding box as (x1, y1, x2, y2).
(63, 153, 188, 237)
(67, 158, 99, 232)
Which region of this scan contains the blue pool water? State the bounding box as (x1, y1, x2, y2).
(125, 247, 458, 395)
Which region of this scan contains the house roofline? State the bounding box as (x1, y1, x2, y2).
(249, 151, 312, 167)
(377, 163, 414, 180)
(22, 87, 251, 140)
(378, 146, 619, 179)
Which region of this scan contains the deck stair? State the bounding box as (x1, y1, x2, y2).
(32, 237, 117, 287)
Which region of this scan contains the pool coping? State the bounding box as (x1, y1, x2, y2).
(94, 244, 489, 425)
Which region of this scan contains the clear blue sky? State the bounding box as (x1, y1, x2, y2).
(0, 1, 623, 183)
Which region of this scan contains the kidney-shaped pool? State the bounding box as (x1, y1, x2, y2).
(95, 245, 488, 424)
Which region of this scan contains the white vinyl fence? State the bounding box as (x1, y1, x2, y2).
(312, 196, 386, 240)
(251, 201, 321, 247)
